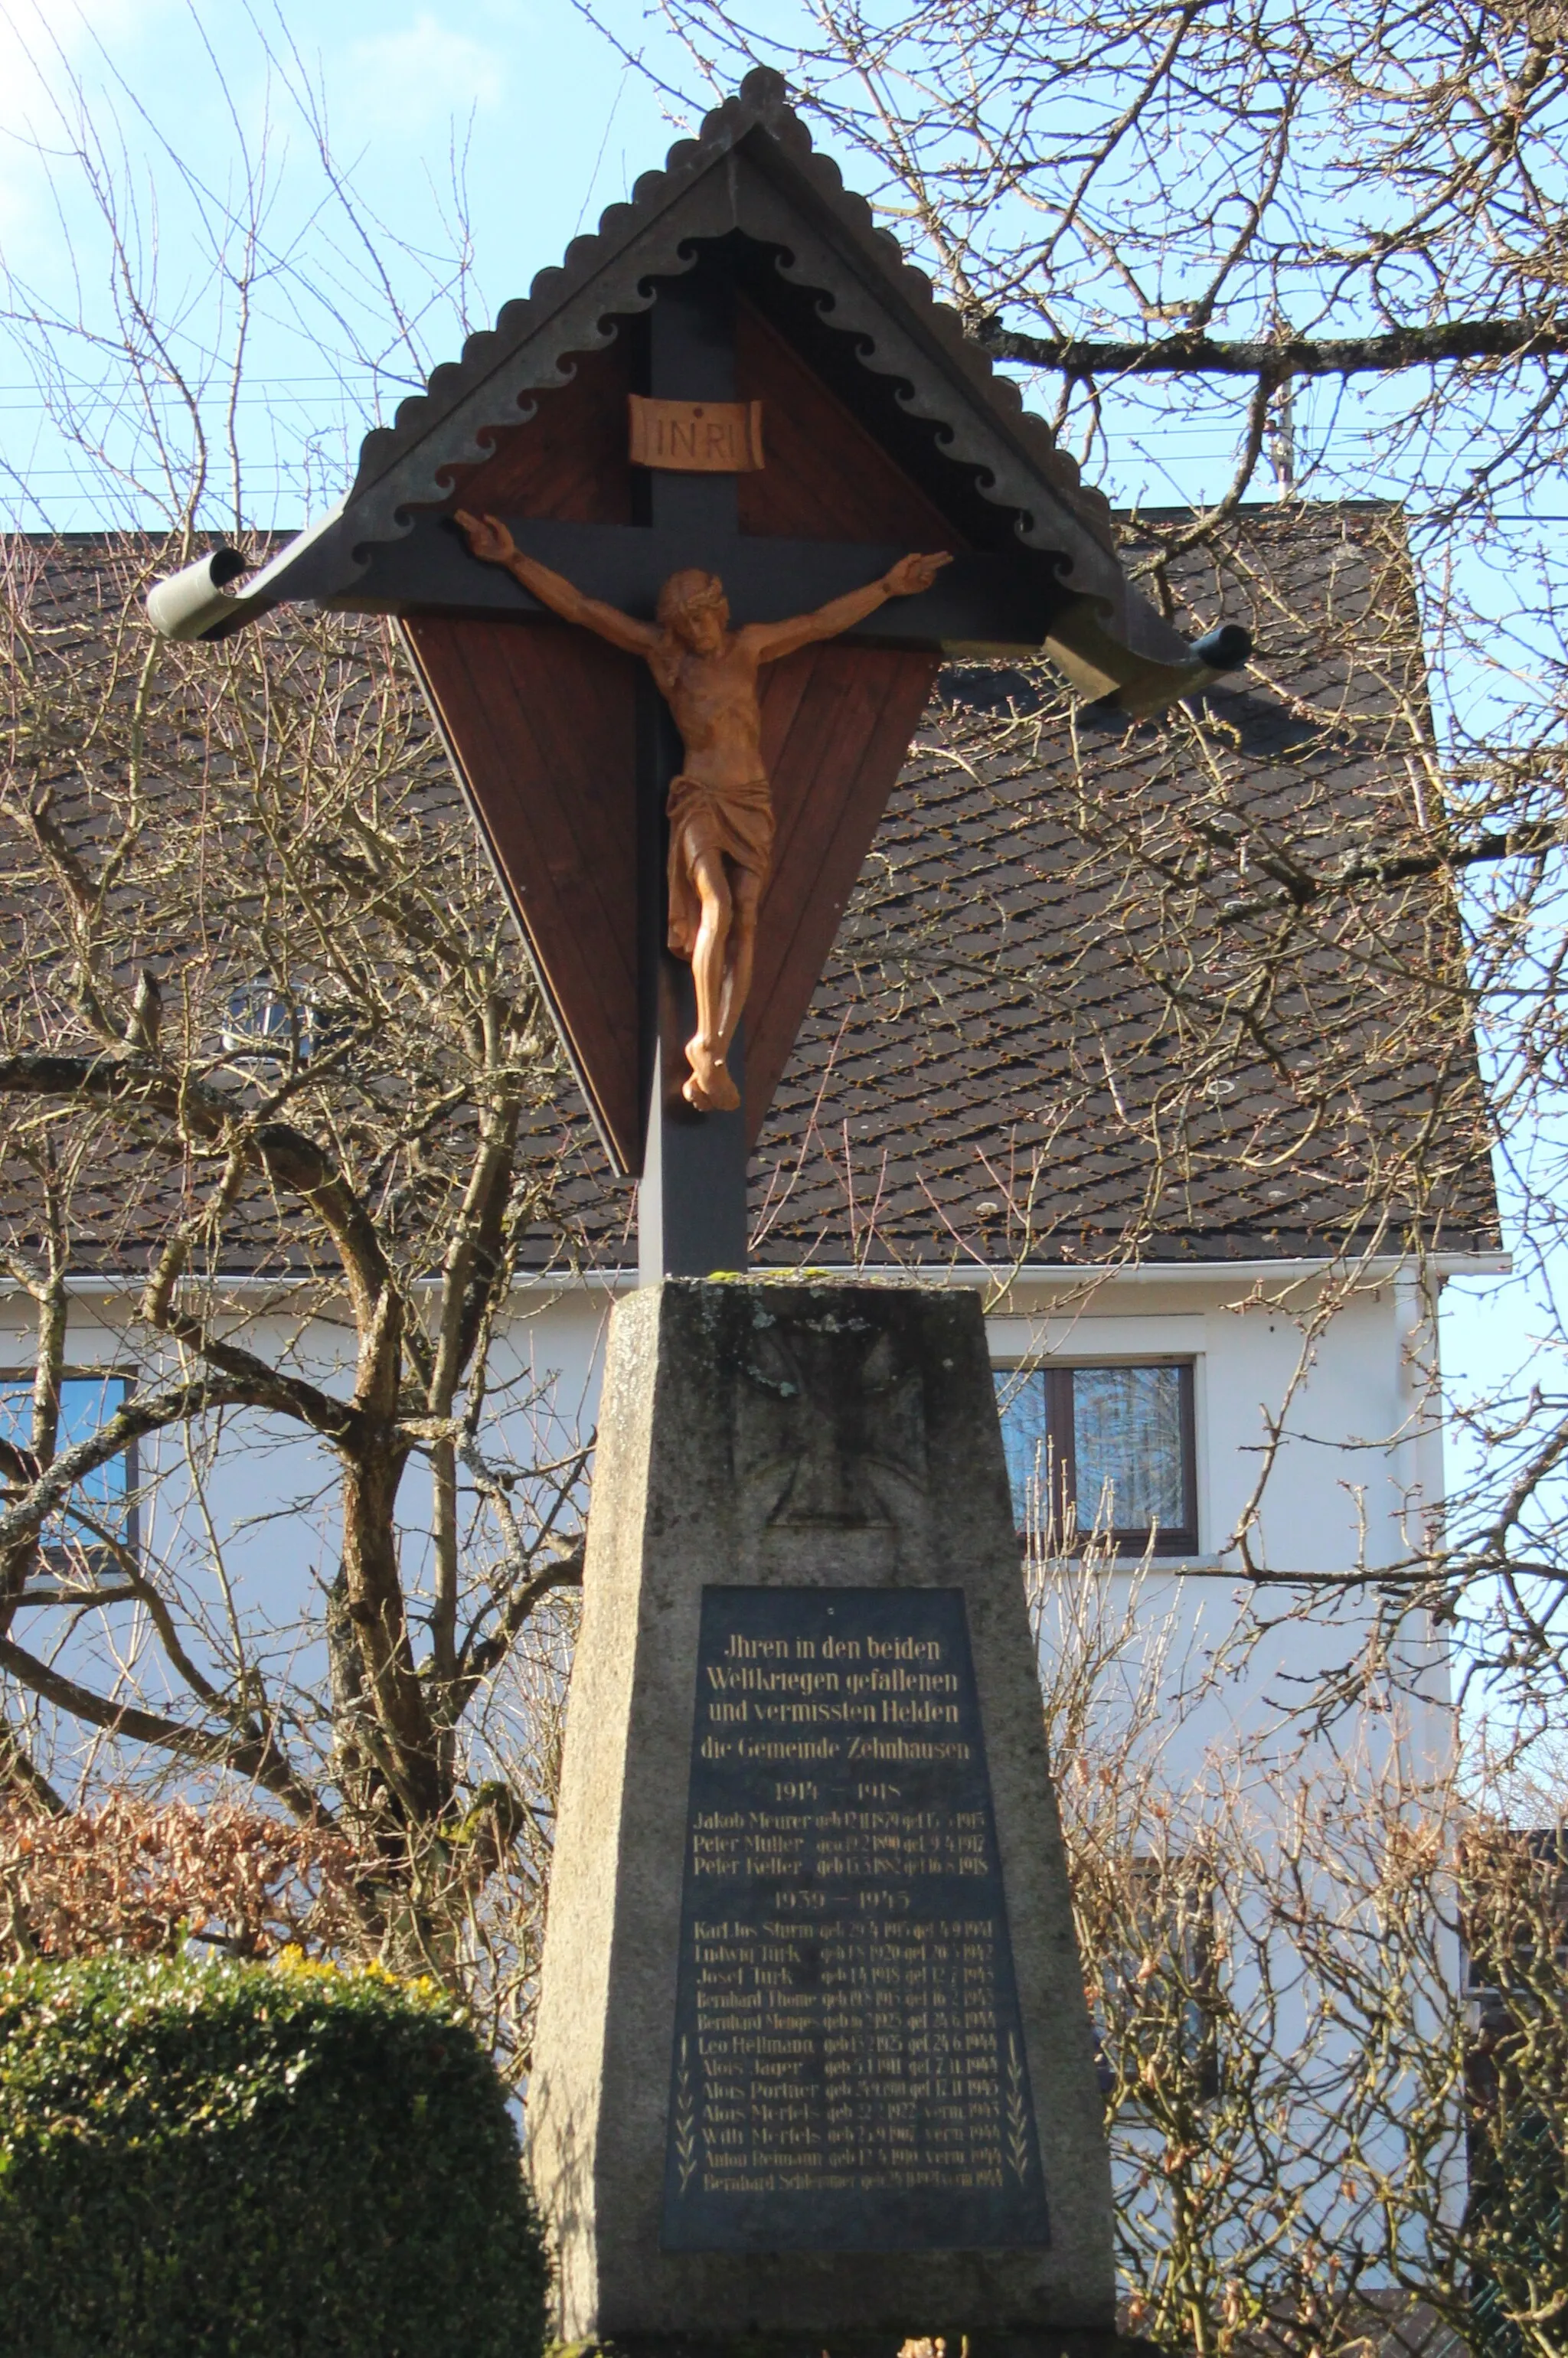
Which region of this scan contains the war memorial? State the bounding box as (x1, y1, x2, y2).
(149, 70, 1252, 2357)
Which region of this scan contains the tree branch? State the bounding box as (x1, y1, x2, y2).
(978, 317, 1568, 380)
(1216, 817, 1568, 925)
(0, 1714, 64, 1815)
(456, 1546, 584, 1704)
(0, 1050, 391, 1321)
(0, 1375, 328, 1577)
(0, 1634, 324, 1821)
(140, 1301, 361, 1446)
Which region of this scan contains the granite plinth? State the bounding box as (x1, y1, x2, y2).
(528, 1281, 1115, 2346)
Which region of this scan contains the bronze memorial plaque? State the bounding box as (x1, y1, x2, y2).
(661, 1586, 1050, 2251)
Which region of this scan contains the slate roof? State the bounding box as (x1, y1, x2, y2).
(522, 498, 1500, 1269)
(0, 508, 1501, 1278)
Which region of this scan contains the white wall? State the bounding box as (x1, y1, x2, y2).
(0, 1280, 616, 1747)
(988, 1269, 1466, 2262)
(1, 1257, 1462, 1798)
(989, 1269, 1453, 1781)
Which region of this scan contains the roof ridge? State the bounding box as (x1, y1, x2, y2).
(340, 67, 1116, 563)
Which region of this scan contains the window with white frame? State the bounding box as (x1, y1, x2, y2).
(994, 1361, 1197, 1553)
(0, 1373, 136, 1565)
(220, 979, 326, 1066)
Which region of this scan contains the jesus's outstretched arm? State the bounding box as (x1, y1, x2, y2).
(740, 550, 952, 665)
(455, 510, 660, 656)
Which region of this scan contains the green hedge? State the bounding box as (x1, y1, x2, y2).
(0, 1951, 549, 2358)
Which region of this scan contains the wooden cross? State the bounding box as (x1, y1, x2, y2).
(445, 278, 1067, 1282)
(145, 78, 1250, 1282)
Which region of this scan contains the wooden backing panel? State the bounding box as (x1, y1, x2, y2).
(413, 617, 636, 1021)
(735, 298, 962, 550)
(763, 640, 921, 894)
(485, 626, 639, 981)
(453, 626, 635, 1001)
(762, 647, 877, 883)
(755, 645, 818, 779)
(433, 339, 635, 523)
(401, 615, 642, 1168)
(426, 619, 641, 1155)
(746, 645, 939, 1142)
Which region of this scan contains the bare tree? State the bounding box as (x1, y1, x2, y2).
(633, 2, 1568, 523)
(0, 526, 594, 2055)
(5, 7, 1546, 1736)
(1034, 1524, 1568, 2358)
(0, 27, 616, 2061)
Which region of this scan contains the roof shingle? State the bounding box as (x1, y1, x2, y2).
(1, 506, 1500, 1278)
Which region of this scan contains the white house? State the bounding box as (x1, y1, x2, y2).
(1, 501, 1498, 1804)
(0, 73, 1502, 2314)
(0, 492, 1498, 2327)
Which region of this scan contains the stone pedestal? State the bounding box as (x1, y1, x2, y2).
(528, 1282, 1116, 2357)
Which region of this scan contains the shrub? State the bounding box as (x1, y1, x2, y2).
(0, 1951, 549, 2358)
(0, 1795, 361, 1962)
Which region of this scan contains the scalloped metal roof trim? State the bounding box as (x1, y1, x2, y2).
(337, 73, 1122, 604)
(730, 94, 1117, 550)
(735, 165, 1126, 619)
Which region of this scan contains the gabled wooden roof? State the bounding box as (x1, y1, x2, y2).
(140, 72, 1260, 1188)
(204, 70, 1191, 683)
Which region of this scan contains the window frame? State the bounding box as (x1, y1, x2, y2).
(998, 1357, 1199, 1558)
(0, 1370, 139, 1570)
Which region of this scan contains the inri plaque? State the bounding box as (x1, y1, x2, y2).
(661, 1586, 1050, 2252)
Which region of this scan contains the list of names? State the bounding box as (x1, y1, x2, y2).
(662, 1586, 1049, 2253)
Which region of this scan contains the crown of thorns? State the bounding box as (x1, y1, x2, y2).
(657, 569, 727, 628)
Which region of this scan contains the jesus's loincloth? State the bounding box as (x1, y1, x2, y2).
(665, 770, 775, 959)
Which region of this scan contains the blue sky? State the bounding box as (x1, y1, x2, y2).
(0, 3, 675, 284)
(0, 2, 698, 524)
(0, 0, 1360, 527)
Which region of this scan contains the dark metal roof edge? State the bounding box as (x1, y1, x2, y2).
(719, 83, 1121, 558)
(335, 70, 1125, 594)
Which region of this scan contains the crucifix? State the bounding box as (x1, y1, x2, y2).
(144, 77, 1250, 1288)
(453, 505, 950, 1112)
(364, 264, 1084, 1285)
(143, 72, 1258, 2353)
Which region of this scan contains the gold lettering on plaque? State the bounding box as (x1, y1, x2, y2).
(627, 395, 766, 472)
(663, 1590, 1050, 2249)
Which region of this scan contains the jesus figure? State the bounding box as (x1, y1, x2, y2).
(456, 509, 949, 1112)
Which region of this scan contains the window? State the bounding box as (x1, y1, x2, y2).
(0, 1374, 136, 1565)
(1462, 1829, 1568, 2010)
(995, 1361, 1197, 1553)
(221, 980, 317, 1065)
